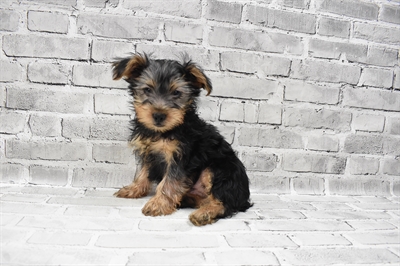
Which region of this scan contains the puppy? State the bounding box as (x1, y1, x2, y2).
(112, 53, 252, 226)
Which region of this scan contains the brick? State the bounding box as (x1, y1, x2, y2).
(64, 205, 113, 216)
(92, 143, 133, 164)
(28, 230, 92, 246)
(72, 167, 134, 188)
(347, 156, 380, 175)
(96, 233, 218, 248)
(347, 220, 396, 230)
(0, 87, 5, 107)
(383, 136, 400, 156)
(28, 10, 69, 33)
(345, 231, 400, 245)
(216, 125, 235, 145)
(282, 153, 346, 174)
(381, 5, 400, 25)
(225, 233, 296, 247)
(20, 0, 77, 6)
(307, 135, 339, 152)
(209, 27, 303, 55)
(7, 87, 91, 114)
(30, 165, 68, 186)
(90, 117, 130, 141)
(0, 9, 19, 31)
(94, 93, 131, 115)
(257, 210, 305, 219)
(239, 127, 303, 149)
(3, 34, 88, 60)
(165, 21, 203, 44)
(293, 177, 324, 195)
(366, 46, 398, 67)
(219, 100, 243, 122)
(318, 17, 350, 38)
(284, 80, 340, 105)
(1, 194, 48, 203)
(291, 60, 361, 84)
(72, 64, 126, 89)
(359, 67, 393, 88)
(394, 68, 400, 90)
(253, 220, 352, 231)
(0, 163, 25, 183)
(281, 0, 309, 9)
(0, 112, 26, 134)
(84, 0, 118, 7)
(6, 140, 87, 161)
(290, 233, 351, 246)
(47, 196, 140, 207)
(284, 107, 351, 131)
(246, 6, 316, 34)
(136, 44, 220, 71)
(0, 60, 23, 82)
(91, 40, 134, 62)
(309, 39, 367, 63)
(382, 158, 400, 176)
(28, 62, 69, 84)
(276, 248, 398, 265)
(317, 0, 379, 20)
(242, 152, 277, 172)
(206, 0, 242, 23)
(343, 86, 400, 111)
(329, 178, 390, 196)
(244, 102, 258, 123)
(127, 251, 207, 265)
(352, 113, 385, 132)
(123, 0, 202, 19)
(394, 182, 400, 196)
(62, 117, 90, 139)
(258, 104, 281, 125)
(77, 14, 160, 39)
(221, 52, 291, 76)
(209, 73, 280, 100)
(387, 117, 400, 135)
(344, 134, 383, 155)
(197, 97, 219, 121)
(250, 175, 290, 194)
(29, 113, 61, 137)
(354, 22, 400, 45)
(212, 250, 279, 266)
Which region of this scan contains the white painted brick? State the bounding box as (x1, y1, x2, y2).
(258, 103, 281, 124)
(216, 124, 235, 144)
(206, 0, 242, 23)
(29, 113, 61, 137)
(219, 100, 243, 122)
(344, 134, 384, 155)
(293, 177, 325, 195)
(387, 117, 400, 135)
(224, 233, 297, 247)
(197, 97, 219, 121)
(0, 201, 59, 215)
(257, 210, 305, 219)
(28, 10, 69, 33)
(280, 0, 309, 9)
(28, 230, 92, 246)
(64, 205, 113, 216)
(309, 39, 367, 63)
(91, 40, 134, 62)
(28, 62, 69, 84)
(354, 22, 400, 45)
(345, 231, 400, 245)
(318, 17, 350, 38)
(30, 165, 68, 186)
(244, 102, 258, 123)
(343, 86, 400, 111)
(0, 112, 26, 134)
(347, 156, 380, 175)
(250, 175, 290, 194)
(290, 233, 351, 246)
(212, 250, 279, 266)
(347, 220, 396, 230)
(394, 68, 400, 89)
(3, 34, 89, 60)
(84, 0, 118, 7)
(0, 9, 19, 31)
(252, 220, 352, 231)
(242, 151, 277, 172)
(284, 79, 340, 105)
(317, 0, 379, 20)
(307, 135, 339, 152)
(0, 163, 25, 183)
(359, 67, 393, 88)
(72, 167, 134, 188)
(92, 143, 133, 164)
(381, 4, 400, 25)
(94, 93, 131, 115)
(90, 117, 131, 141)
(239, 127, 303, 149)
(367, 46, 398, 67)
(127, 251, 206, 265)
(165, 21, 203, 44)
(282, 153, 346, 174)
(73, 64, 126, 89)
(0, 60, 23, 82)
(62, 117, 91, 139)
(352, 113, 385, 132)
(382, 158, 400, 176)
(329, 178, 390, 196)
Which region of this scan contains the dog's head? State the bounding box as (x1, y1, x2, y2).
(112, 53, 212, 133)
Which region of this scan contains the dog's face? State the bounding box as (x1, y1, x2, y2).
(112, 54, 212, 132)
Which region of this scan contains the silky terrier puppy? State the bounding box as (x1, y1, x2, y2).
(112, 53, 252, 226)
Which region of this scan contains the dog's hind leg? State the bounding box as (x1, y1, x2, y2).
(189, 195, 225, 226)
(114, 165, 151, 198)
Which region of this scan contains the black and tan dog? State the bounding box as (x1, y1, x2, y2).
(112, 53, 252, 226)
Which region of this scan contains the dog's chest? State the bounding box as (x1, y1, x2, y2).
(131, 136, 181, 162)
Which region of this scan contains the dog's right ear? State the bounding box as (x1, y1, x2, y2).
(112, 53, 149, 81)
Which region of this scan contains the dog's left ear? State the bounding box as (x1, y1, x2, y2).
(183, 61, 212, 96)
(112, 53, 149, 81)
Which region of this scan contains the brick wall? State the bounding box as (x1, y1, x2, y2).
(1, 0, 399, 196)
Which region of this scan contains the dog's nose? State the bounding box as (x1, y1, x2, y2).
(152, 113, 166, 125)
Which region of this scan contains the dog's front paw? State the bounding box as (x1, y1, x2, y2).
(189, 209, 216, 226)
(142, 196, 176, 216)
(114, 185, 148, 198)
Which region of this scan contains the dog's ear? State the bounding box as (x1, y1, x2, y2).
(112, 53, 149, 81)
(183, 61, 212, 96)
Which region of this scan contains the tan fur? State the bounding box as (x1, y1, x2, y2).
(186, 65, 211, 95)
(114, 165, 150, 198)
(189, 195, 225, 226)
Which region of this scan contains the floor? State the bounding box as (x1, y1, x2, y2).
(0, 184, 399, 265)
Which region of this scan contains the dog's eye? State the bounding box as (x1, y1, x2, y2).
(143, 87, 152, 94)
(172, 90, 182, 98)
